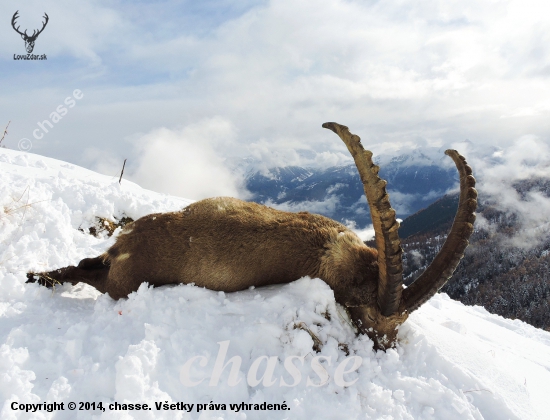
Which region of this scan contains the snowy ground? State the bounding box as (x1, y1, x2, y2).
(1, 147, 549, 420)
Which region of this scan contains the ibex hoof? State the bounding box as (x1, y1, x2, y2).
(26, 272, 56, 288)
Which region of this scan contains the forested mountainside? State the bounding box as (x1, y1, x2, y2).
(398, 178, 550, 331)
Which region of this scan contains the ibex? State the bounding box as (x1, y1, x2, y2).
(27, 123, 477, 350)
(12, 11, 49, 54)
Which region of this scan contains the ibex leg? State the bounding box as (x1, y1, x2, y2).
(27, 255, 110, 294)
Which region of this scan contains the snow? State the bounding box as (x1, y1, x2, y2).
(1, 148, 549, 419)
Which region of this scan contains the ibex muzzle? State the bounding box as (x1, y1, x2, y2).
(27, 123, 477, 350)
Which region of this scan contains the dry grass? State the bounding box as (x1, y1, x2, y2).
(26, 272, 63, 295)
(294, 321, 323, 352)
(0, 121, 10, 147)
(1, 186, 47, 224)
(79, 215, 134, 238)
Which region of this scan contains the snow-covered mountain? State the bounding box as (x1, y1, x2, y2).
(1, 148, 549, 419)
(243, 149, 459, 228)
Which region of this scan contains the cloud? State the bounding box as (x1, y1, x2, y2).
(385, 191, 418, 215)
(409, 250, 425, 268)
(1, 0, 129, 65)
(471, 136, 550, 249)
(130, 118, 250, 200)
(3, 0, 550, 181)
(264, 194, 341, 215)
(246, 140, 352, 174)
(84, 117, 250, 201)
(344, 220, 375, 242)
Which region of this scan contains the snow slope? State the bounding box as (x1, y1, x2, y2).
(1, 148, 549, 420)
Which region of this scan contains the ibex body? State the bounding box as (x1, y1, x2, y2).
(29, 123, 477, 350)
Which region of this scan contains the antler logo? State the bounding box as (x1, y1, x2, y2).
(12, 11, 49, 54)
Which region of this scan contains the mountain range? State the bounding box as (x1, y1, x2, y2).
(398, 178, 550, 332)
(243, 149, 459, 228)
(242, 147, 550, 333)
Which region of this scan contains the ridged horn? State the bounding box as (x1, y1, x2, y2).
(400, 149, 477, 313)
(322, 122, 403, 316)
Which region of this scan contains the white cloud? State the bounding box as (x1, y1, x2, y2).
(125, 118, 249, 201)
(246, 140, 351, 174)
(264, 194, 341, 215)
(3, 0, 550, 177)
(471, 135, 550, 249)
(345, 220, 375, 242)
(385, 191, 417, 215)
(1, 0, 129, 64)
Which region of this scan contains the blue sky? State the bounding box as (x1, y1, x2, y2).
(2, 0, 550, 199)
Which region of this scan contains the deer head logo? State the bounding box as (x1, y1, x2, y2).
(12, 11, 49, 54)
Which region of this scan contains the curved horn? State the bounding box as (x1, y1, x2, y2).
(400, 150, 477, 313)
(323, 122, 403, 316)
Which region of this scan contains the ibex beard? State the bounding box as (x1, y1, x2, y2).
(27, 122, 477, 351)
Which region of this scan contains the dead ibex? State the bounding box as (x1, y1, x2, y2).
(27, 123, 477, 350)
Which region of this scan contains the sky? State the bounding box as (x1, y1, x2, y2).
(1, 0, 550, 200)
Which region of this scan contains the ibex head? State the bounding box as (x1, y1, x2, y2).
(322, 123, 477, 348)
(27, 123, 477, 351)
(12, 11, 49, 54)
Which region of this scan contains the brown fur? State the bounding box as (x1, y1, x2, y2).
(29, 197, 390, 344)
(28, 124, 476, 351)
(99, 197, 377, 303)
